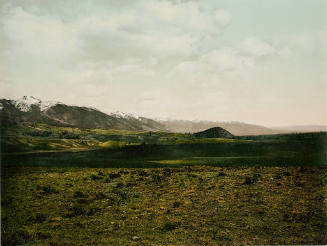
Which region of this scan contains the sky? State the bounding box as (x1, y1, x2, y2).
(0, 0, 326, 127)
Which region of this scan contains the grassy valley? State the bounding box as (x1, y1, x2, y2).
(1, 123, 327, 245)
(2, 123, 326, 167)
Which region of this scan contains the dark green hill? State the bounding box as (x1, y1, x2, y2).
(193, 127, 234, 139)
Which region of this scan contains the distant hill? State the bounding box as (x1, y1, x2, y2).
(161, 120, 327, 136)
(193, 127, 234, 139)
(0, 96, 166, 131)
(161, 120, 281, 136)
(272, 125, 327, 133)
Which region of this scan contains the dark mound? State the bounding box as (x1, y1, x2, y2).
(193, 127, 234, 139)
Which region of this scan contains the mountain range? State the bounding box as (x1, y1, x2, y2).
(1, 96, 326, 136)
(160, 120, 281, 136)
(0, 96, 165, 131)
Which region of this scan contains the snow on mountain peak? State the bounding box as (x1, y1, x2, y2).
(14, 96, 41, 112)
(40, 101, 61, 111)
(110, 111, 139, 119)
(11, 96, 141, 120)
(13, 96, 60, 112)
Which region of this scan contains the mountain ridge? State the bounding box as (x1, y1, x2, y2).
(160, 119, 281, 136)
(1, 96, 326, 135)
(159, 120, 327, 136)
(0, 96, 166, 131)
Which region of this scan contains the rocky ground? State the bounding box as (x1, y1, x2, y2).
(2, 165, 326, 245)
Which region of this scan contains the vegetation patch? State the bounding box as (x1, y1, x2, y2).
(2, 165, 326, 245)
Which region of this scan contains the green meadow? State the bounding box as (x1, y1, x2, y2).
(1, 123, 327, 245)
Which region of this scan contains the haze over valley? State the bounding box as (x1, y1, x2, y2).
(1, 96, 326, 136)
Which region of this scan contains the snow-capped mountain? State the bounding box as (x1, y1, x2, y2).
(109, 111, 140, 120)
(0, 96, 166, 131)
(13, 96, 60, 112)
(3, 96, 324, 135)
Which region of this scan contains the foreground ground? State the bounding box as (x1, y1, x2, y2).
(2, 165, 326, 245)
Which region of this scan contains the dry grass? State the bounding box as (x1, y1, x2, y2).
(2, 165, 327, 245)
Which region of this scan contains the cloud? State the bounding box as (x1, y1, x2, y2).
(213, 9, 232, 27)
(75, 0, 232, 62)
(0, 0, 232, 89)
(241, 37, 275, 57)
(203, 48, 254, 71)
(1, 0, 232, 62)
(1, 7, 80, 61)
(169, 37, 277, 82)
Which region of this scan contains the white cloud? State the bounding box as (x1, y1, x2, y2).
(1, 7, 80, 61)
(75, 0, 231, 61)
(214, 9, 232, 27)
(0, 0, 232, 89)
(169, 37, 277, 82)
(203, 48, 254, 71)
(1, 0, 232, 63)
(241, 37, 275, 57)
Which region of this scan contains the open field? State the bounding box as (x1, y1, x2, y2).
(2, 123, 327, 168)
(3, 137, 327, 168)
(3, 123, 326, 154)
(1, 123, 327, 245)
(2, 165, 327, 245)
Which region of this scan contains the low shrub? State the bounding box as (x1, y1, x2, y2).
(173, 201, 181, 208)
(66, 204, 87, 217)
(3, 229, 32, 245)
(161, 222, 180, 231)
(90, 174, 102, 181)
(32, 213, 47, 223)
(151, 175, 164, 184)
(37, 185, 58, 195)
(217, 171, 226, 177)
(73, 191, 88, 199)
(94, 192, 107, 200)
(108, 173, 121, 179)
(87, 205, 101, 216)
